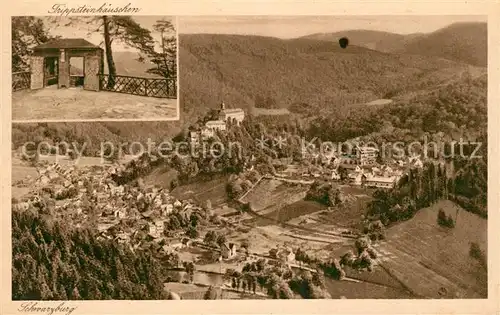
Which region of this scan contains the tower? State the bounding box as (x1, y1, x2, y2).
(221, 101, 225, 110)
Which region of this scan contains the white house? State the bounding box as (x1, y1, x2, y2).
(362, 174, 400, 189)
(221, 243, 238, 259)
(331, 170, 341, 180)
(277, 247, 295, 263)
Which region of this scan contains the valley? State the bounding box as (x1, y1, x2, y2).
(11, 19, 488, 301)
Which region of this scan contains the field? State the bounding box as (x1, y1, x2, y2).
(252, 200, 327, 226)
(286, 185, 374, 230)
(365, 99, 393, 106)
(324, 279, 415, 299)
(240, 179, 309, 215)
(251, 107, 291, 116)
(11, 164, 38, 199)
(170, 174, 230, 207)
(374, 200, 487, 298)
(12, 86, 177, 121)
(231, 175, 487, 299)
(143, 167, 179, 190)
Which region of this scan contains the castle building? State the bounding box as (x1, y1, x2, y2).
(190, 102, 244, 144)
(218, 102, 245, 124)
(205, 120, 227, 131)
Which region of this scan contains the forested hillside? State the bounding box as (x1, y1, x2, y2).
(12, 210, 174, 300)
(178, 33, 476, 122)
(12, 121, 183, 156)
(394, 22, 487, 67)
(305, 73, 487, 143)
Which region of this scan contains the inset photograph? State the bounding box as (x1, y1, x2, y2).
(12, 16, 178, 121)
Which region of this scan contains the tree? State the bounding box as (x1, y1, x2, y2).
(12, 210, 170, 300)
(183, 262, 195, 283)
(168, 216, 181, 230)
(241, 239, 250, 256)
(12, 17, 56, 71)
(203, 286, 218, 300)
(437, 208, 455, 228)
(186, 226, 199, 239)
(216, 234, 227, 247)
(269, 248, 278, 259)
(203, 230, 217, 246)
(68, 150, 78, 161)
(142, 18, 177, 80)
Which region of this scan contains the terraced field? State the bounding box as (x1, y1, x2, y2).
(239, 179, 309, 215)
(170, 174, 230, 207)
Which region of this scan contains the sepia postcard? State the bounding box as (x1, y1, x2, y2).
(1, 1, 499, 315)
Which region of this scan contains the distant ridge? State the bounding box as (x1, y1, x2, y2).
(301, 22, 487, 66)
(301, 30, 408, 52)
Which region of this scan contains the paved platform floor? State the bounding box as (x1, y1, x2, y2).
(12, 86, 178, 121)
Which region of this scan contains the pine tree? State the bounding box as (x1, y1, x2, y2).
(143, 18, 177, 80)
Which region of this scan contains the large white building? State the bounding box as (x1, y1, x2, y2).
(362, 174, 400, 189)
(205, 120, 227, 131)
(218, 102, 245, 124)
(353, 145, 379, 166)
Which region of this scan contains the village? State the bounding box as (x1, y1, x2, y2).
(190, 101, 424, 191)
(12, 151, 329, 298)
(10, 102, 430, 299)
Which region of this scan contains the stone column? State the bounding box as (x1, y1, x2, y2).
(58, 48, 70, 88)
(84, 54, 100, 91)
(30, 56, 44, 90)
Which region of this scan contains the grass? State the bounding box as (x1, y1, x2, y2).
(240, 179, 309, 215)
(324, 278, 415, 299)
(11, 164, 38, 200)
(170, 174, 230, 207)
(144, 167, 179, 189)
(253, 200, 327, 227)
(251, 107, 291, 116)
(375, 200, 487, 298)
(365, 99, 393, 106)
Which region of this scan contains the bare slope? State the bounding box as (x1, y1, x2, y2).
(374, 200, 487, 298)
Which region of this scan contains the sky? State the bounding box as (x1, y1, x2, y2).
(178, 15, 487, 38)
(40, 15, 487, 51)
(42, 16, 176, 52)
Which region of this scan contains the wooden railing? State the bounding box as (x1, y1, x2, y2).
(99, 74, 177, 98)
(12, 71, 31, 91)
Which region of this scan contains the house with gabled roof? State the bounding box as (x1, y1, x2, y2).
(221, 243, 238, 259)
